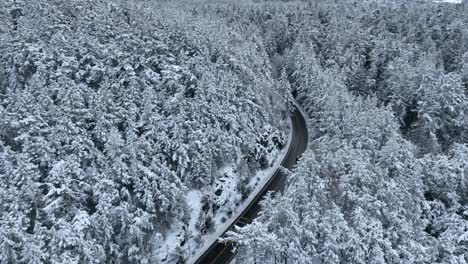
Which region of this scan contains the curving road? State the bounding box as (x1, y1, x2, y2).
(192, 103, 308, 264)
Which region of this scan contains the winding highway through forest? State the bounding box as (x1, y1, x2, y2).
(192, 103, 308, 264)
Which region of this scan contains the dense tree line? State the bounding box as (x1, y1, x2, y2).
(0, 0, 289, 263)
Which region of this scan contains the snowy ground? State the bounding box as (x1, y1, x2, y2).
(186, 190, 203, 241)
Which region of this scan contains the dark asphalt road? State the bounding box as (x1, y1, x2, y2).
(192, 104, 308, 264)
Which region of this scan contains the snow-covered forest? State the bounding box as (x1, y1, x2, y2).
(0, 0, 291, 263)
(1, 0, 467, 263)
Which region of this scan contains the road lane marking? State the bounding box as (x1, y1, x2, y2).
(210, 243, 231, 264)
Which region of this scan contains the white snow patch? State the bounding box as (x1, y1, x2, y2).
(156, 227, 184, 263)
(186, 190, 203, 235)
(214, 167, 242, 211)
(247, 147, 282, 190)
(210, 166, 244, 227)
